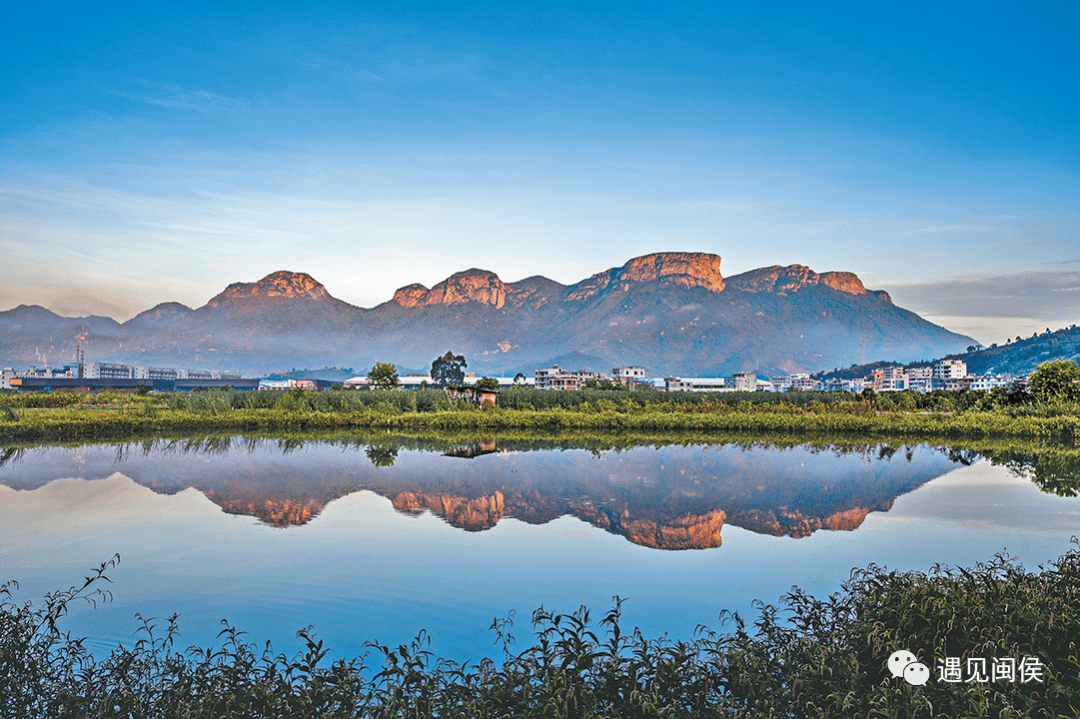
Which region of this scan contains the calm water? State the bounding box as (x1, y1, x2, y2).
(2, 435, 1079, 664)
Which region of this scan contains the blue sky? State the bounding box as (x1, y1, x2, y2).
(1, 1, 1077, 344)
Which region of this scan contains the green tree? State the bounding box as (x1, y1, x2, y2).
(583, 377, 622, 391)
(431, 351, 466, 388)
(1028, 360, 1080, 403)
(476, 376, 499, 391)
(366, 362, 400, 389)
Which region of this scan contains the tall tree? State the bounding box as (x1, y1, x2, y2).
(431, 351, 466, 387)
(367, 362, 400, 389)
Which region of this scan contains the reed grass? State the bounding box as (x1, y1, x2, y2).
(3, 546, 1078, 718)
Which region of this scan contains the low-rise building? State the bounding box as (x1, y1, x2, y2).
(11, 377, 258, 392)
(534, 366, 564, 390)
(943, 376, 975, 391)
(535, 366, 606, 390)
(729, 372, 758, 392)
(82, 362, 131, 379)
(870, 366, 908, 391)
(132, 366, 179, 380)
(821, 377, 867, 393)
(907, 376, 937, 394)
(771, 373, 819, 392)
(665, 377, 727, 392)
(612, 366, 646, 388)
(969, 374, 1013, 391)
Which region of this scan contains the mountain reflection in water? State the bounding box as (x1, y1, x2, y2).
(0, 435, 1019, 550)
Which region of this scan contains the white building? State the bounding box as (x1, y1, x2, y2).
(935, 359, 967, 379)
(907, 366, 933, 380)
(908, 376, 936, 394)
(771, 373, 819, 392)
(821, 377, 867, 393)
(535, 366, 606, 390)
(665, 377, 728, 392)
(81, 362, 131, 379)
(131, 366, 179, 380)
(969, 374, 1013, 391)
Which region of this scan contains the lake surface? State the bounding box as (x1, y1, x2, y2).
(2, 435, 1079, 665)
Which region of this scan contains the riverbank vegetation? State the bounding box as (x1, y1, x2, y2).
(1, 383, 1078, 443)
(3, 546, 1078, 718)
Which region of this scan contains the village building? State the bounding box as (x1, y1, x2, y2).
(935, 359, 967, 379)
(729, 372, 758, 392)
(665, 377, 727, 392)
(612, 366, 646, 388)
(534, 366, 606, 390)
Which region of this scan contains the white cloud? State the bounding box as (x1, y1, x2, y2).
(883, 271, 1080, 344)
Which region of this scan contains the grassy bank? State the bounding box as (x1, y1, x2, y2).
(3, 547, 1078, 718)
(0, 386, 1078, 442)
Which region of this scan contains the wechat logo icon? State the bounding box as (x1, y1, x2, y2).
(889, 650, 930, 686)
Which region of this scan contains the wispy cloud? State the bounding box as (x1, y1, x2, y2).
(113, 80, 247, 114)
(908, 223, 994, 235)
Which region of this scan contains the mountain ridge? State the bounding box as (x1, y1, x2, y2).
(0, 252, 977, 376)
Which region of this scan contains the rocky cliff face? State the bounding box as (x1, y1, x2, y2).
(392, 269, 510, 309)
(391, 253, 725, 308)
(725, 264, 872, 296)
(615, 252, 725, 292)
(386, 257, 874, 308)
(566, 252, 725, 301)
(206, 271, 334, 307)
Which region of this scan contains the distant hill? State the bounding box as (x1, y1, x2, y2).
(0, 253, 976, 377)
(818, 325, 1080, 379)
(955, 326, 1080, 376)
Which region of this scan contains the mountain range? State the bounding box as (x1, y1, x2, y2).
(0, 436, 965, 549)
(0, 252, 975, 376)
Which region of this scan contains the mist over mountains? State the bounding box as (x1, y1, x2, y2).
(0, 252, 974, 377)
